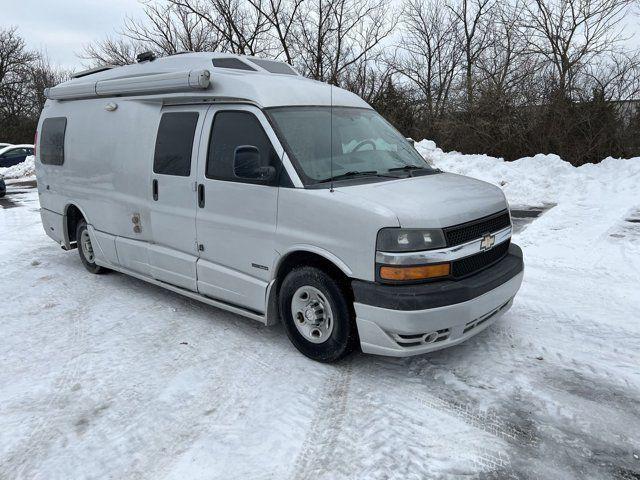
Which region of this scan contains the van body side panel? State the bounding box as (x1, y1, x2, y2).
(147, 245, 198, 291)
(274, 188, 399, 282)
(39, 208, 65, 245)
(115, 236, 151, 277)
(89, 227, 119, 266)
(36, 98, 161, 247)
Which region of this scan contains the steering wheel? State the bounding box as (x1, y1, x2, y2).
(353, 139, 376, 152)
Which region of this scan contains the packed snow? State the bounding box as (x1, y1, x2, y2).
(0, 145, 639, 479)
(0, 155, 35, 179)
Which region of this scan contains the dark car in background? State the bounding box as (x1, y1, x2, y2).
(0, 145, 34, 168)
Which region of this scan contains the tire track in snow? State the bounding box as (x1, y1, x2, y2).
(355, 362, 538, 478)
(5, 300, 90, 480)
(289, 360, 353, 480)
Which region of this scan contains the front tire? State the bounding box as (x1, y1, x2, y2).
(279, 266, 357, 362)
(76, 219, 108, 274)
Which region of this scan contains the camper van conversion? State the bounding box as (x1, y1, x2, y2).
(35, 52, 523, 362)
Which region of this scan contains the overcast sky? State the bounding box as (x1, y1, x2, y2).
(2, 0, 639, 72)
(0, 0, 140, 70)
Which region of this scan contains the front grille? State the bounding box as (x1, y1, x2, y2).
(451, 240, 510, 278)
(444, 210, 511, 246)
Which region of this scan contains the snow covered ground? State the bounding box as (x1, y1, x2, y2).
(1, 147, 639, 479)
(0, 155, 35, 180)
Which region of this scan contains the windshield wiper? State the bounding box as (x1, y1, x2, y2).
(388, 165, 427, 172)
(387, 165, 441, 177)
(316, 171, 391, 183)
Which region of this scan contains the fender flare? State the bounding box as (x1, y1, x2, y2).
(273, 244, 354, 278)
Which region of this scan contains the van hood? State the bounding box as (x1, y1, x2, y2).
(337, 172, 508, 228)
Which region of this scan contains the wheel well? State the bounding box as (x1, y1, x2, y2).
(65, 204, 84, 243)
(274, 251, 352, 298)
(268, 250, 356, 333)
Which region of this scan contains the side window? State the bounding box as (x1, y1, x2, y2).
(40, 117, 67, 165)
(153, 112, 199, 176)
(4, 149, 23, 158)
(206, 111, 280, 184)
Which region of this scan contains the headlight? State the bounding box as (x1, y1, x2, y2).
(376, 228, 446, 252)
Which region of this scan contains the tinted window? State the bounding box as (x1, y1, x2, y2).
(248, 58, 296, 75)
(4, 149, 27, 158)
(212, 58, 257, 71)
(40, 117, 67, 165)
(206, 111, 279, 184)
(153, 112, 199, 176)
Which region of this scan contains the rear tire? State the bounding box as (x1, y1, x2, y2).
(279, 266, 357, 362)
(76, 219, 108, 274)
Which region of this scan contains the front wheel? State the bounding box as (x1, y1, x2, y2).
(279, 266, 357, 362)
(76, 219, 108, 274)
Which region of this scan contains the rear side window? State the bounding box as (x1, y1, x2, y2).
(247, 58, 296, 75)
(40, 117, 67, 165)
(153, 112, 199, 176)
(206, 111, 279, 184)
(212, 58, 257, 71)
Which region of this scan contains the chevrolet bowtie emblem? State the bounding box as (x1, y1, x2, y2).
(480, 234, 496, 251)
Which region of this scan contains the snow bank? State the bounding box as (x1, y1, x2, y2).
(416, 139, 640, 285)
(416, 140, 640, 208)
(0, 155, 35, 180)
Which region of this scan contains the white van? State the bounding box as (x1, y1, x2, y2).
(36, 52, 523, 362)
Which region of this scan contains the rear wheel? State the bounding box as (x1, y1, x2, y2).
(279, 266, 357, 362)
(76, 219, 108, 274)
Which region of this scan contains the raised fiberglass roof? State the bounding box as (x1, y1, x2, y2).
(50, 53, 371, 110)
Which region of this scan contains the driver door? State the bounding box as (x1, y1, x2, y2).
(194, 105, 285, 313)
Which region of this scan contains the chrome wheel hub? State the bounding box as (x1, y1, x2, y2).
(291, 286, 334, 344)
(80, 229, 95, 263)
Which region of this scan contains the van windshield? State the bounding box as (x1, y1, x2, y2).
(267, 107, 436, 186)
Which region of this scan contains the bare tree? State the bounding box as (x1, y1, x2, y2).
(81, 36, 142, 66)
(525, 0, 635, 98)
(81, 2, 223, 66)
(393, 0, 461, 119)
(166, 0, 273, 55)
(0, 27, 37, 118)
(28, 55, 71, 114)
(0, 27, 70, 143)
(247, 0, 304, 64)
(293, 0, 395, 84)
(476, 0, 536, 99)
(448, 0, 496, 105)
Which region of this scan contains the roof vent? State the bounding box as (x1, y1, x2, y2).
(137, 51, 156, 63)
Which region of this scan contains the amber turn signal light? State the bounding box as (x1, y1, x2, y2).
(379, 263, 451, 281)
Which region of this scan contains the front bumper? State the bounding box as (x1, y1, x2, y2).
(352, 243, 524, 357)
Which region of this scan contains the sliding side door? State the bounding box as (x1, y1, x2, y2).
(147, 105, 208, 291)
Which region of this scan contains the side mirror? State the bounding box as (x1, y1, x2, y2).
(233, 145, 276, 182)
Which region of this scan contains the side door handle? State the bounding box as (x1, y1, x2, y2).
(152, 179, 158, 201)
(198, 183, 205, 208)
